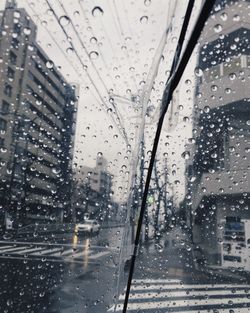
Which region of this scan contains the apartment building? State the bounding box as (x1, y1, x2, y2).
(0, 0, 77, 228)
(186, 0, 250, 264)
(74, 155, 113, 221)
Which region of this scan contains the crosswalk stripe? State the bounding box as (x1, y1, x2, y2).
(0, 245, 15, 251)
(110, 279, 250, 312)
(0, 246, 33, 254)
(89, 251, 110, 259)
(15, 247, 47, 255)
(132, 278, 181, 284)
(30, 247, 62, 256)
(125, 288, 250, 300)
(131, 283, 250, 291)
(0, 244, 111, 262)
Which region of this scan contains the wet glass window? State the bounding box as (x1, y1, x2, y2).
(0, 0, 249, 312)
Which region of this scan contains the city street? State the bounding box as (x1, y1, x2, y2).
(1, 224, 250, 313)
(111, 234, 250, 313)
(0, 226, 124, 313)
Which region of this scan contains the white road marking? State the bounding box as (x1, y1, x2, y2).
(110, 279, 250, 312)
(0, 242, 112, 264)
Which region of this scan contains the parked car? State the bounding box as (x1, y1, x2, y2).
(75, 220, 101, 234)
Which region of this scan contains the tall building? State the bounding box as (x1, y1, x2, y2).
(73, 155, 113, 221)
(186, 0, 250, 265)
(0, 0, 78, 229)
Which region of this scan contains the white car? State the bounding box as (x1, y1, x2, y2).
(75, 220, 100, 234)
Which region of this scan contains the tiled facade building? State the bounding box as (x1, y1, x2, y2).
(0, 0, 77, 229)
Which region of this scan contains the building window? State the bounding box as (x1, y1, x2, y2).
(0, 138, 4, 148)
(0, 119, 7, 131)
(4, 84, 12, 97)
(13, 23, 21, 35)
(2, 100, 10, 114)
(7, 67, 15, 79)
(9, 51, 17, 65)
(11, 38, 19, 50)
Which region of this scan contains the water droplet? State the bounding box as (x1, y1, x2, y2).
(220, 12, 228, 21)
(90, 36, 97, 44)
(92, 6, 104, 17)
(225, 88, 231, 94)
(181, 151, 190, 160)
(97, 152, 103, 157)
(229, 73, 236, 80)
(233, 14, 240, 22)
(59, 15, 70, 26)
(7, 299, 13, 306)
(66, 47, 74, 54)
(14, 11, 21, 18)
(23, 27, 31, 35)
(41, 19, 47, 26)
(246, 120, 250, 126)
(213, 24, 222, 33)
(211, 85, 218, 92)
(46, 60, 54, 69)
(89, 51, 99, 60)
(155, 243, 163, 253)
(144, 0, 151, 6)
(52, 168, 61, 174)
(204, 106, 210, 113)
(74, 11, 80, 17)
(46, 9, 53, 16)
(39, 292, 45, 297)
(194, 67, 203, 77)
(140, 16, 148, 24)
(230, 44, 237, 50)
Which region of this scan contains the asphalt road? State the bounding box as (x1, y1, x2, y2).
(1, 226, 250, 313)
(0, 227, 125, 313)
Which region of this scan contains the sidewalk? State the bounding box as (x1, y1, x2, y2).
(131, 238, 250, 285)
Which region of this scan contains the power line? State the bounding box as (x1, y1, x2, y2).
(25, 0, 85, 81)
(57, 0, 111, 95)
(77, 0, 115, 85)
(44, 0, 129, 145)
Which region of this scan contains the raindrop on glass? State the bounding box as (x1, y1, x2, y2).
(213, 24, 222, 33)
(90, 36, 97, 44)
(23, 27, 31, 35)
(59, 15, 70, 26)
(92, 6, 104, 17)
(194, 67, 203, 77)
(233, 14, 240, 22)
(74, 11, 80, 17)
(229, 73, 236, 80)
(211, 85, 218, 92)
(46, 60, 54, 69)
(220, 12, 228, 21)
(140, 16, 148, 24)
(66, 47, 74, 54)
(181, 151, 190, 160)
(89, 51, 99, 60)
(144, 0, 151, 6)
